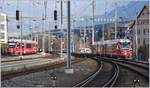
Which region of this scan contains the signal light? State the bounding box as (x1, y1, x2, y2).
(55, 25, 57, 29)
(16, 10, 19, 20)
(54, 10, 57, 20)
(17, 25, 20, 29)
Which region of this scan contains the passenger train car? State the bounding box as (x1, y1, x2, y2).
(93, 39, 132, 59)
(7, 39, 38, 55)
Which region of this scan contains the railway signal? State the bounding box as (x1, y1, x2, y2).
(17, 25, 20, 29)
(54, 10, 57, 21)
(16, 10, 19, 20)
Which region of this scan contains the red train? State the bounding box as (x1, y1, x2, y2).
(93, 39, 132, 59)
(7, 39, 38, 55)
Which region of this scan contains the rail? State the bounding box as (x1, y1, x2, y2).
(72, 54, 120, 87)
(103, 59, 119, 87)
(74, 58, 102, 87)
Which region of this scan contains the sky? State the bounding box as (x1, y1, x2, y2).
(0, 0, 148, 37)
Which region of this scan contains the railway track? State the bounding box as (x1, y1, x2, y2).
(1, 57, 85, 81)
(72, 53, 149, 87)
(74, 57, 119, 87)
(112, 58, 149, 80)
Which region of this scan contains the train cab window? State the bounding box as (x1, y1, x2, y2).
(8, 43, 16, 48)
(120, 42, 130, 50)
(26, 44, 32, 48)
(16, 44, 24, 48)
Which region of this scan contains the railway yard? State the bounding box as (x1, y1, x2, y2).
(1, 53, 149, 87)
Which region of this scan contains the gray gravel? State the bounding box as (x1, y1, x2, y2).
(114, 66, 149, 87)
(2, 58, 98, 87)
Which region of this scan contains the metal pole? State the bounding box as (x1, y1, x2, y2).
(60, 0, 63, 58)
(135, 16, 138, 60)
(20, 11, 23, 59)
(48, 19, 51, 52)
(80, 17, 82, 49)
(84, 19, 86, 50)
(67, 0, 71, 68)
(29, 25, 32, 40)
(115, 2, 117, 40)
(0, 7, 2, 57)
(42, 15, 45, 54)
(102, 22, 105, 41)
(72, 17, 75, 52)
(92, 0, 95, 45)
(42, 0, 47, 55)
(102, 20, 105, 56)
(33, 20, 36, 41)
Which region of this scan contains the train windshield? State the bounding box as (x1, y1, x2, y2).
(8, 42, 16, 48)
(120, 42, 130, 50)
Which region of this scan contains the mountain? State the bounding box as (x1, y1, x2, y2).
(97, 1, 149, 22)
(73, 1, 149, 37)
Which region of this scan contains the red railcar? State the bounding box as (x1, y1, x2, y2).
(93, 39, 132, 59)
(7, 39, 38, 55)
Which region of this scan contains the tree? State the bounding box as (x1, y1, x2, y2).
(138, 44, 149, 61)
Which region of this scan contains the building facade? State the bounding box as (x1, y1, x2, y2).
(0, 13, 8, 55)
(129, 5, 149, 48)
(129, 5, 149, 60)
(0, 13, 8, 44)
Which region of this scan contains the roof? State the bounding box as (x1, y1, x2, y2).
(130, 5, 149, 29)
(137, 5, 149, 18)
(93, 39, 131, 45)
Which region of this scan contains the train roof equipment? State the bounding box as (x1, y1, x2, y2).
(93, 39, 131, 45)
(8, 39, 38, 43)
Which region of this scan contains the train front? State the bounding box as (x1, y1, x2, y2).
(118, 40, 132, 59)
(7, 42, 17, 55)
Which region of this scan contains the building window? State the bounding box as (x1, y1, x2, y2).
(138, 38, 140, 44)
(26, 44, 31, 48)
(143, 29, 146, 34)
(147, 38, 149, 44)
(143, 20, 145, 25)
(137, 20, 140, 25)
(138, 29, 140, 35)
(1, 24, 5, 30)
(143, 38, 146, 44)
(1, 33, 5, 39)
(146, 20, 149, 25)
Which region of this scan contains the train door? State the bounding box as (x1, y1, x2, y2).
(26, 43, 32, 54)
